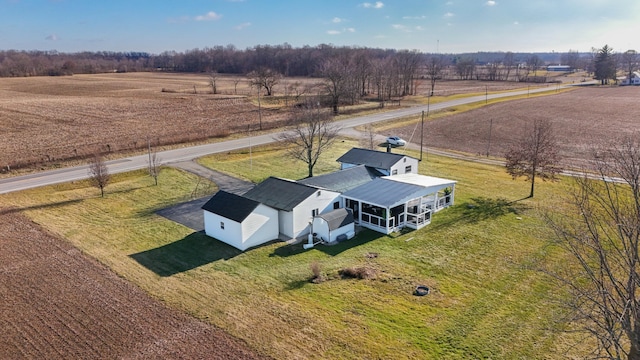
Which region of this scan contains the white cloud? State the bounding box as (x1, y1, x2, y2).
(332, 17, 344, 23)
(195, 11, 222, 21)
(327, 30, 341, 35)
(235, 22, 251, 30)
(486, 1, 497, 6)
(361, 1, 384, 9)
(513, 21, 519, 25)
(444, 12, 454, 18)
(403, 15, 426, 19)
(45, 34, 58, 41)
(346, 27, 356, 32)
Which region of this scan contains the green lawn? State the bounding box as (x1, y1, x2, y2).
(1, 139, 577, 359)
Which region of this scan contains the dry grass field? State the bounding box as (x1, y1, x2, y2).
(391, 86, 640, 169)
(0, 209, 269, 360)
(0, 72, 299, 170)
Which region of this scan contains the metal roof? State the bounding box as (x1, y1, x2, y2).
(201, 190, 260, 223)
(336, 148, 416, 170)
(382, 173, 456, 192)
(298, 165, 382, 192)
(242, 176, 319, 211)
(317, 208, 354, 230)
(341, 178, 428, 208)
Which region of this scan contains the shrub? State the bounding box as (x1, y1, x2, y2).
(338, 266, 376, 280)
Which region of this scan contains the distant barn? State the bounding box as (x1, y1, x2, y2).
(547, 65, 572, 72)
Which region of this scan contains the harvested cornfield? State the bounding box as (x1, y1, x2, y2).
(0, 73, 290, 169)
(0, 209, 269, 360)
(393, 86, 640, 169)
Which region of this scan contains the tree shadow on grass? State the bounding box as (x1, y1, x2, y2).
(270, 228, 384, 258)
(130, 231, 241, 277)
(429, 196, 530, 231)
(0, 199, 84, 215)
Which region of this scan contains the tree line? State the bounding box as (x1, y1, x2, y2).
(2, 43, 636, 81)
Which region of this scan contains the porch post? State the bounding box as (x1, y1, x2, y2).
(450, 184, 455, 205)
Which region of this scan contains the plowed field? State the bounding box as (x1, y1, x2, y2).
(0, 210, 269, 360)
(0, 73, 287, 169)
(393, 86, 640, 168)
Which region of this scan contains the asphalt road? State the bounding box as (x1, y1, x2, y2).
(0, 83, 574, 195)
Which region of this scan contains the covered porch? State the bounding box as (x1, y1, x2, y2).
(341, 174, 456, 235)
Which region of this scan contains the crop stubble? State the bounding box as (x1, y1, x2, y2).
(0, 210, 269, 359)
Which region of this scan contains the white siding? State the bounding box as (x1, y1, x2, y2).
(312, 217, 355, 243)
(203, 204, 279, 251)
(389, 157, 419, 175)
(240, 204, 279, 250)
(203, 211, 243, 250)
(279, 211, 294, 238)
(288, 189, 341, 239)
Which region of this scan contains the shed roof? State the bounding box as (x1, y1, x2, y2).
(243, 176, 319, 211)
(337, 148, 415, 170)
(298, 165, 382, 193)
(201, 190, 260, 223)
(317, 208, 354, 230)
(341, 178, 428, 208)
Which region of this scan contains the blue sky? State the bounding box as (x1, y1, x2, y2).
(1, 0, 638, 54)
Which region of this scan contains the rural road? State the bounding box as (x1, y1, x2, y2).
(0, 83, 578, 194)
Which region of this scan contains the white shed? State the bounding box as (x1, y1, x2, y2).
(312, 208, 355, 243)
(202, 190, 279, 251)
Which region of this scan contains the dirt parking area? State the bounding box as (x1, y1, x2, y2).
(0, 210, 269, 360)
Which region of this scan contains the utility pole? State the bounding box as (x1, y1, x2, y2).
(147, 137, 152, 175)
(257, 86, 263, 130)
(486, 118, 493, 157)
(485, 85, 488, 104)
(420, 111, 424, 161)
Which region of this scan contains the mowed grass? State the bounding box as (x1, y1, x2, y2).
(1, 140, 578, 359)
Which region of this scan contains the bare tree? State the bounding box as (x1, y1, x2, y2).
(503, 52, 515, 81)
(528, 55, 542, 77)
(425, 55, 444, 96)
(505, 118, 561, 198)
(276, 99, 341, 178)
(248, 67, 281, 96)
(319, 57, 351, 115)
(88, 154, 110, 197)
(620, 49, 639, 82)
(548, 136, 640, 359)
(148, 151, 161, 186)
(209, 71, 218, 94)
(359, 123, 377, 150)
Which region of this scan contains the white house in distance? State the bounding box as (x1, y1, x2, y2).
(337, 147, 419, 176)
(202, 190, 279, 251)
(621, 71, 640, 85)
(242, 177, 342, 239)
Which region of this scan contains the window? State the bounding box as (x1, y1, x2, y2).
(405, 165, 412, 173)
(392, 169, 398, 175)
(333, 201, 340, 209)
(220, 221, 225, 230)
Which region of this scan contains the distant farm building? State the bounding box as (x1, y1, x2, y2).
(546, 65, 572, 72)
(621, 72, 640, 86)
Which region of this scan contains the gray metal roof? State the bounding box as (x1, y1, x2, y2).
(298, 165, 382, 192)
(336, 148, 416, 170)
(242, 176, 319, 211)
(201, 190, 260, 223)
(341, 178, 429, 208)
(317, 208, 354, 230)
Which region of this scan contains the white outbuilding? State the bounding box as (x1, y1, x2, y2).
(202, 190, 279, 251)
(311, 208, 355, 244)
